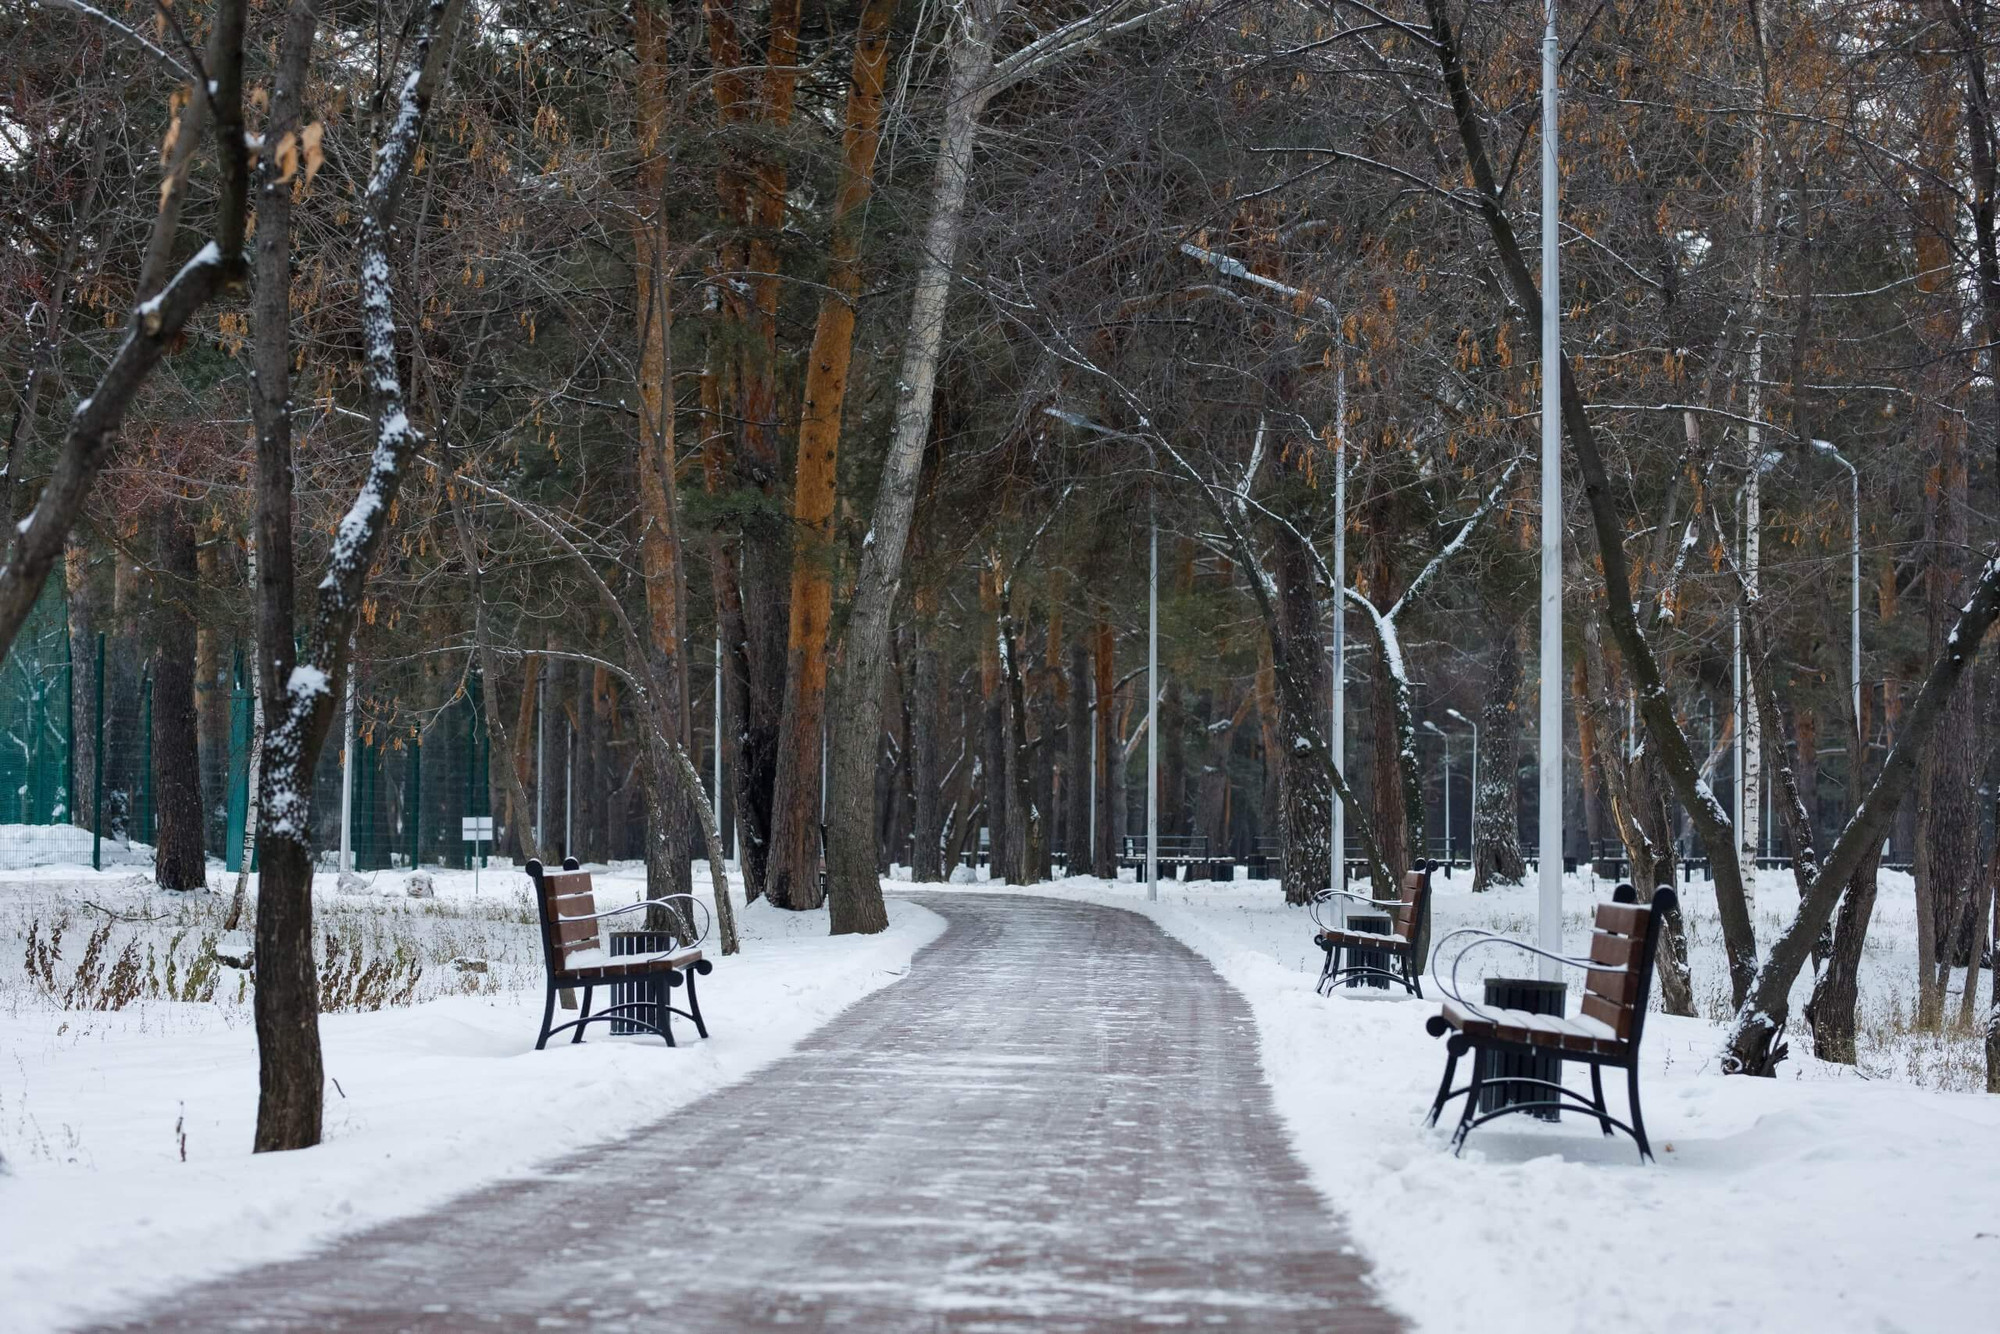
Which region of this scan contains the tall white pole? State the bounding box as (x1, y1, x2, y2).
(1537, 0, 1564, 979)
(1332, 332, 1349, 918)
(535, 668, 547, 852)
(1851, 466, 1861, 732)
(1147, 492, 1160, 903)
(1448, 736, 1464, 872)
(1733, 599, 1743, 841)
(338, 667, 355, 875)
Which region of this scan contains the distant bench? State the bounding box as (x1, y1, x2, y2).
(526, 857, 713, 1049)
(1117, 835, 1232, 882)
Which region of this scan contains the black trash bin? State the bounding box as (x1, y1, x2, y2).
(1478, 977, 1566, 1121)
(1344, 913, 1393, 990)
(608, 929, 677, 1035)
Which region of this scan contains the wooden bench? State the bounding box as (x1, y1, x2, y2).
(1309, 865, 1432, 997)
(1423, 884, 1673, 1161)
(525, 857, 713, 1050)
(1118, 834, 1229, 881)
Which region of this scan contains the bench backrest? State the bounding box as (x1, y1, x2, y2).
(1583, 885, 1674, 1049)
(1392, 865, 1430, 941)
(1120, 834, 1211, 857)
(526, 857, 602, 975)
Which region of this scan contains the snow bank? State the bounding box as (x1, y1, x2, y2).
(927, 871, 1997, 1334)
(0, 824, 153, 872)
(0, 866, 943, 1332)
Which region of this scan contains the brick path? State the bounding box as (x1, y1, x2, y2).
(105, 893, 1400, 1331)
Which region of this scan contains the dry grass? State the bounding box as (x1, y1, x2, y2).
(4, 880, 544, 1017)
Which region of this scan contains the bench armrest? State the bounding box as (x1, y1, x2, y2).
(1429, 927, 1612, 1013)
(580, 894, 713, 946)
(1308, 888, 1402, 932)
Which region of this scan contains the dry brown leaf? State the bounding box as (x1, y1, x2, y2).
(274, 130, 300, 184)
(300, 122, 325, 185)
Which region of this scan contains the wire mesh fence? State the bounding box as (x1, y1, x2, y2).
(0, 579, 525, 876)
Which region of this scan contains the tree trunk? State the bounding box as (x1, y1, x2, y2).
(1805, 845, 1881, 1064)
(908, 629, 946, 881)
(1954, 840, 1994, 1030)
(767, 0, 900, 911)
(251, 0, 461, 1152)
(1066, 636, 1092, 876)
(150, 500, 205, 890)
(714, 0, 795, 915)
(1092, 619, 1116, 877)
(195, 538, 227, 844)
(1915, 616, 1978, 1028)
(1472, 622, 1526, 891)
(823, 2, 1000, 934)
(980, 564, 1010, 880)
(1273, 517, 1331, 906)
(632, 0, 695, 912)
(66, 540, 99, 834)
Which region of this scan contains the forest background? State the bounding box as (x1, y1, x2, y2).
(5, 0, 2000, 1149)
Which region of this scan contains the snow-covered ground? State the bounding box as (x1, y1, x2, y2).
(927, 867, 1997, 1334)
(0, 861, 944, 1333)
(2, 851, 1991, 1333)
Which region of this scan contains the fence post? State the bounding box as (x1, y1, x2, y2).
(91, 631, 104, 871)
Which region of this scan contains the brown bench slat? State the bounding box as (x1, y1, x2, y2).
(559, 947, 703, 983)
(553, 917, 599, 948)
(1581, 992, 1633, 1039)
(1593, 903, 1651, 937)
(1443, 1001, 1614, 1054)
(1588, 932, 1644, 968)
(1319, 928, 1410, 950)
(1586, 967, 1641, 1006)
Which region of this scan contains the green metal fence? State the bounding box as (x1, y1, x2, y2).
(1, 582, 503, 875)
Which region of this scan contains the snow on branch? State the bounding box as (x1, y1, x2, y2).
(1387, 453, 1524, 621)
(37, 0, 196, 81)
(989, 0, 1178, 98)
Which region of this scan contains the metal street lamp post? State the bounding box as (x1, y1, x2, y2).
(1537, 0, 1564, 978)
(1423, 720, 1453, 868)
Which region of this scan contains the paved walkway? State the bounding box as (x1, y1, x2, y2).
(107, 894, 1399, 1332)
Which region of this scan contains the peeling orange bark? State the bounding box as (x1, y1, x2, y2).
(767, 0, 901, 910)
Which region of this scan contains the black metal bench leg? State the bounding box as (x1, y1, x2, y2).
(1626, 1062, 1654, 1162)
(1451, 1048, 1487, 1154)
(684, 962, 710, 1039)
(1315, 943, 1337, 996)
(1404, 952, 1423, 999)
(571, 986, 593, 1044)
(655, 976, 675, 1047)
(535, 982, 557, 1051)
(1427, 1037, 1462, 1127)
(1590, 1064, 1614, 1137)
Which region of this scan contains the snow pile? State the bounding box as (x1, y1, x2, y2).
(930, 870, 1997, 1333)
(0, 865, 943, 1332)
(0, 824, 152, 872)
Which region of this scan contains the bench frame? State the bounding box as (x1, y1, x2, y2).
(526, 857, 712, 1050)
(1309, 864, 1433, 997)
(1422, 884, 1672, 1162)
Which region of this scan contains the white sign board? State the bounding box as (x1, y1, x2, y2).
(461, 816, 495, 841)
